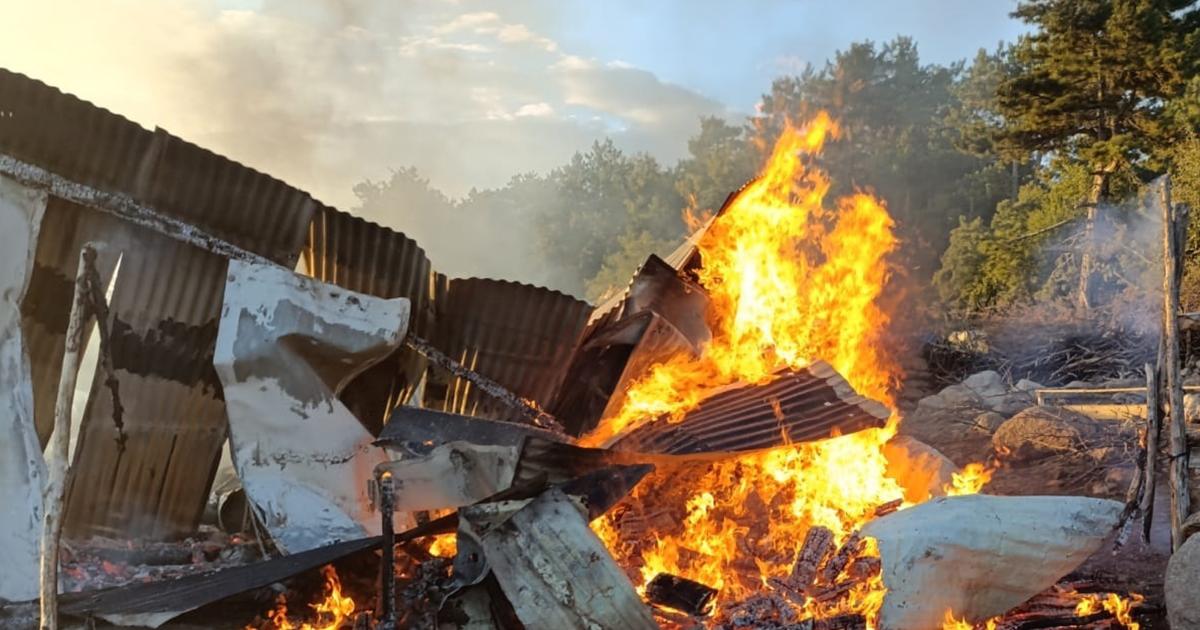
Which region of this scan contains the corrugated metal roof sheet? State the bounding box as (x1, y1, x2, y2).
(611, 361, 891, 455)
(425, 277, 591, 422)
(65, 224, 230, 539)
(0, 69, 317, 264)
(301, 206, 436, 434)
(0, 68, 319, 539)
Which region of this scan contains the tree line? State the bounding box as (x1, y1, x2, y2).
(356, 0, 1200, 316)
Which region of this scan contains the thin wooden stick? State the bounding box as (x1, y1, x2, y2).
(39, 245, 96, 630)
(1141, 362, 1160, 543)
(1160, 177, 1190, 552)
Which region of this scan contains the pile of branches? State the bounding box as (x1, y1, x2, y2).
(923, 318, 1156, 389)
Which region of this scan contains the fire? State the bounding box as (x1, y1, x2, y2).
(1075, 592, 1144, 629)
(941, 610, 998, 630)
(427, 533, 457, 557)
(252, 565, 355, 630)
(585, 111, 917, 626)
(581, 111, 897, 448)
(945, 462, 993, 496)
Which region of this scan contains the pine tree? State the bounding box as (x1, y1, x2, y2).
(997, 0, 1200, 308)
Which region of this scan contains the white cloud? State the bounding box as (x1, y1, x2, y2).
(515, 102, 555, 117)
(0, 0, 730, 216)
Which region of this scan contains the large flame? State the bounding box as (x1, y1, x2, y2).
(582, 111, 897, 448)
(587, 113, 910, 625)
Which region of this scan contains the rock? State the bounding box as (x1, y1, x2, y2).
(971, 411, 1006, 434)
(992, 406, 1113, 459)
(1186, 393, 1200, 422)
(1065, 380, 1093, 389)
(1167, 534, 1200, 629)
(922, 371, 1028, 415)
(863, 495, 1122, 630)
(1183, 512, 1200, 541)
(962, 370, 1007, 398)
(918, 384, 983, 410)
(883, 436, 957, 503)
(900, 402, 987, 446)
(1014, 379, 1043, 393)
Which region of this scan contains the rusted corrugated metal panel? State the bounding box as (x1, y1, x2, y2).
(301, 206, 436, 433)
(0, 69, 320, 539)
(612, 362, 890, 455)
(21, 199, 122, 445)
(64, 225, 230, 539)
(426, 278, 591, 422)
(0, 68, 317, 263)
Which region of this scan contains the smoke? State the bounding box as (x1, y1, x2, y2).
(0, 0, 727, 288)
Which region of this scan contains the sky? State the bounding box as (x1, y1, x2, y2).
(0, 0, 1028, 219)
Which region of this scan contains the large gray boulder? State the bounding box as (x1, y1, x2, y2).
(1167, 533, 1200, 629)
(992, 406, 1115, 459)
(920, 370, 1031, 416)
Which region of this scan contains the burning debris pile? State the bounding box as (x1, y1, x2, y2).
(0, 68, 1167, 630)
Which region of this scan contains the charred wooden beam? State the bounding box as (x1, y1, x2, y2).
(1141, 362, 1161, 543)
(873, 498, 903, 518)
(790, 526, 835, 589)
(820, 532, 865, 584)
(377, 473, 396, 629)
(644, 573, 717, 617)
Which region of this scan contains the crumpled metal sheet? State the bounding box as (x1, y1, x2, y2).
(425, 277, 591, 422)
(612, 361, 891, 455)
(549, 255, 710, 435)
(301, 206, 435, 434)
(214, 260, 412, 553)
(0, 174, 47, 603)
(0, 69, 321, 539)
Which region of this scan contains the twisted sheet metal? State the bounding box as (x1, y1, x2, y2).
(301, 206, 435, 434)
(1, 68, 318, 538)
(612, 361, 891, 455)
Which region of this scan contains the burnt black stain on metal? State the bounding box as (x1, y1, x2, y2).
(230, 300, 399, 407)
(22, 262, 73, 332)
(107, 315, 224, 398)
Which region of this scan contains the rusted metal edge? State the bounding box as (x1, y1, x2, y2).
(0, 153, 271, 266)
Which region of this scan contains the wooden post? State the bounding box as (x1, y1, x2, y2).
(1160, 177, 1190, 552)
(39, 245, 96, 629)
(1141, 362, 1160, 543)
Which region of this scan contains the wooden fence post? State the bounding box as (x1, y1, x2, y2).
(1160, 177, 1191, 552)
(39, 245, 95, 629)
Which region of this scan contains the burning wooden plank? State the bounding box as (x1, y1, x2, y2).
(789, 526, 835, 590)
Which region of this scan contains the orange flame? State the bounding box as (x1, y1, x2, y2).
(582, 111, 897, 448)
(585, 112, 928, 626)
(945, 463, 993, 496)
(1075, 592, 1144, 629)
(252, 565, 355, 630)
